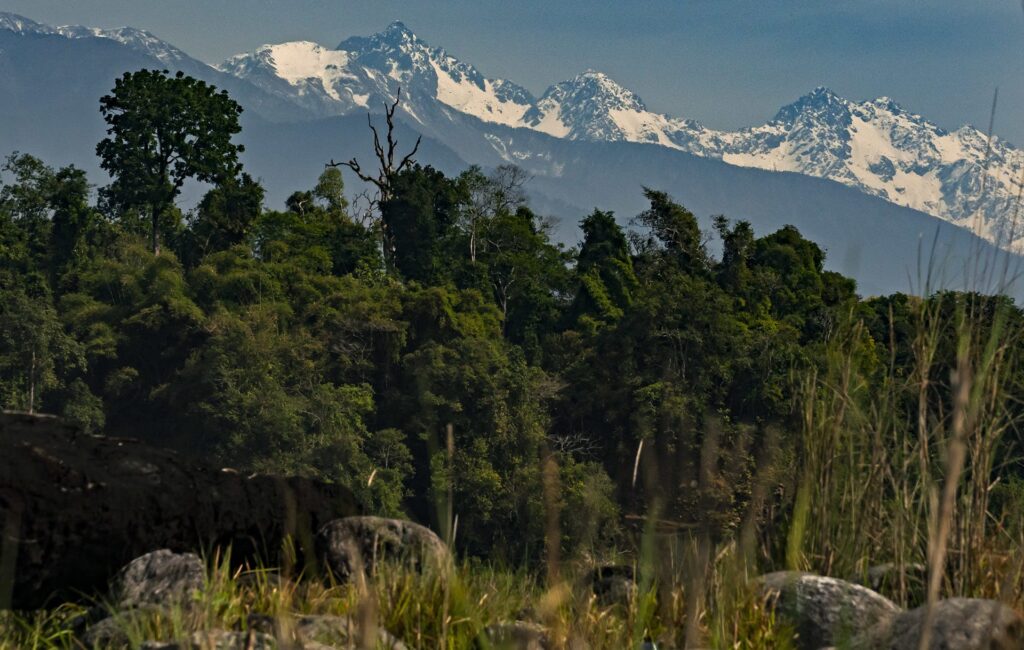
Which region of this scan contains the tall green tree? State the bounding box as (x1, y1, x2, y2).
(0, 153, 100, 294)
(97, 69, 244, 255)
(635, 188, 708, 275)
(382, 165, 463, 284)
(0, 288, 82, 413)
(456, 164, 529, 263)
(569, 209, 638, 331)
(183, 172, 264, 263)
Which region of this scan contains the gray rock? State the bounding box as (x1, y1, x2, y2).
(585, 565, 637, 608)
(81, 606, 163, 649)
(246, 612, 407, 649)
(188, 629, 277, 649)
(293, 614, 407, 649)
(864, 563, 927, 591)
(854, 597, 1024, 649)
(485, 621, 550, 649)
(139, 630, 276, 649)
(111, 549, 205, 609)
(759, 571, 901, 650)
(2, 411, 358, 610)
(317, 516, 449, 582)
(81, 613, 134, 649)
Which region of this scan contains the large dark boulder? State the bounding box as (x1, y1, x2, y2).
(0, 412, 359, 609)
(759, 571, 901, 650)
(316, 516, 449, 582)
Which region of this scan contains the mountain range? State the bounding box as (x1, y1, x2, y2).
(218, 21, 1024, 251)
(0, 12, 1021, 297)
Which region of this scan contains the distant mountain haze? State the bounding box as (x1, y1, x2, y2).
(1, 12, 1021, 299)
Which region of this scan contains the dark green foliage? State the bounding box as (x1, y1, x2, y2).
(97, 69, 244, 254)
(382, 164, 463, 284)
(7, 73, 1023, 568)
(255, 169, 380, 276)
(570, 209, 638, 330)
(182, 172, 265, 264)
(635, 187, 708, 274)
(0, 286, 83, 414)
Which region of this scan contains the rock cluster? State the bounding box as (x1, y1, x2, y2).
(78, 542, 416, 649)
(760, 570, 1024, 650)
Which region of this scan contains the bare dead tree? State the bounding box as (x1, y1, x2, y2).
(547, 430, 598, 457)
(327, 88, 421, 199)
(348, 188, 379, 228)
(489, 164, 531, 215)
(328, 88, 421, 270)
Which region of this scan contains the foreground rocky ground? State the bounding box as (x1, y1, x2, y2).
(6, 538, 1022, 649)
(2, 412, 1022, 648)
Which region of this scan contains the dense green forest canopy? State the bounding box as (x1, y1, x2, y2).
(2, 70, 1023, 564)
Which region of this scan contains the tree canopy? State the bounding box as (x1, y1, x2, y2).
(97, 69, 244, 254)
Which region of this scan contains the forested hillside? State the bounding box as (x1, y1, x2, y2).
(3, 72, 1024, 645)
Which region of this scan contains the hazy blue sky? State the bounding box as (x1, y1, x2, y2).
(4, 0, 1024, 143)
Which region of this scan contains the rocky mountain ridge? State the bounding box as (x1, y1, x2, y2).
(217, 20, 1024, 250)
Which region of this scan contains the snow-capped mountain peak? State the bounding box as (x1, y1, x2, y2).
(56, 25, 190, 65)
(772, 86, 851, 126)
(0, 12, 189, 66)
(337, 20, 418, 52)
(0, 12, 48, 34)
(524, 71, 670, 140)
(711, 88, 1024, 248)
(218, 23, 1024, 249)
(5, 12, 1023, 252)
(224, 22, 535, 126)
(377, 20, 417, 46)
(219, 41, 358, 104)
(562, 70, 647, 111)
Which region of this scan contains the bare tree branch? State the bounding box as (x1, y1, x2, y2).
(327, 86, 420, 204)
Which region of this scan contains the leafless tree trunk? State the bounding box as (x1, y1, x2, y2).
(328, 88, 421, 273)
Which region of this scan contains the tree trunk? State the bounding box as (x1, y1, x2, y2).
(151, 201, 161, 255)
(0, 412, 359, 609)
(26, 348, 35, 415)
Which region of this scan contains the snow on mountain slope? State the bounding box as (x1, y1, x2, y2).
(712, 88, 1024, 249)
(0, 12, 191, 67)
(221, 21, 1024, 249)
(55, 25, 191, 66)
(219, 41, 371, 111)
(218, 22, 1024, 249)
(4, 11, 1021, 251)
(220, 21, 534, 127)
(0, 12, 45, 33)
(516, 81, 1024, 250)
